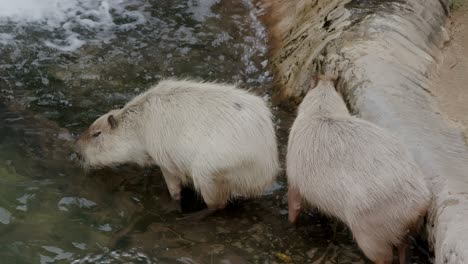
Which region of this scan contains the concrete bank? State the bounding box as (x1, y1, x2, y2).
(258, 0, 468, 263)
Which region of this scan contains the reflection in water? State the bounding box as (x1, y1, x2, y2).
(0, 0, 431, 263)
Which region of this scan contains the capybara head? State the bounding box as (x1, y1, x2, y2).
(75, 109, 145, 168)
(288, 185, 303, 224)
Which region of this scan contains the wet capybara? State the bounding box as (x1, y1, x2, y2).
(76, 79, 280, 218)
(287, 75, 430, 264)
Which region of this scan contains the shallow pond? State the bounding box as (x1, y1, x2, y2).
(0, 0, 431, 263)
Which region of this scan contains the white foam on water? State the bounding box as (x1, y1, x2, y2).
(0, 0, 60, 23)
(0, 33, 13, 45)
(0, 0, 148, 51)
(187, 0, 221, 21)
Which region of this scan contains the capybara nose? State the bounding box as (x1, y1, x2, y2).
(74, 137, 84, 155)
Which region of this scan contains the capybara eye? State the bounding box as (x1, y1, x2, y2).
(92, 131, 102, 138)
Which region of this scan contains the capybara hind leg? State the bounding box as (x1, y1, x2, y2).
(161, 167, 182, 212)
(288, 185, 302, 224)
(354, 231, 393, 264)
(398, 242, 409, 264)
(178, 181, 229, 221)
(200, 181, 229, 211)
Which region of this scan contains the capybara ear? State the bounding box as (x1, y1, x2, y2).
(108, 115, 118, 129)
(329, 75, 339, 88)
(310, 74, 319, 89)
(310, 74, 340, 92)
(317, 74, 338, 84)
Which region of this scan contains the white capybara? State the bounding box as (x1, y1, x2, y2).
(287, 75, 430, 264)
(76, 79, 280, 218)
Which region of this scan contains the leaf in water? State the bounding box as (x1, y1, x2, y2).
(275, 252, 293, 263)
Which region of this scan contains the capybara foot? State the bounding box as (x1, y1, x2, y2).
(162, 198, 182, 214)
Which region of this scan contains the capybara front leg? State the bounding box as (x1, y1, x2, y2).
(160, 167, 182, 212)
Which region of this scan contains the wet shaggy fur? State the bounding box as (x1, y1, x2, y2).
(76, 79, 280, 209)
(286, 76, 430, 263)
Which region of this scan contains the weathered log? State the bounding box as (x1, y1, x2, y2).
(259, 0, 468, 263)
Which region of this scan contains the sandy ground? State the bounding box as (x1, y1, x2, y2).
(432, 3, 468, 142)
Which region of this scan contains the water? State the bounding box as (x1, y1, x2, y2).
(0, 0, 431, 263)
(0, 0, 271, 127)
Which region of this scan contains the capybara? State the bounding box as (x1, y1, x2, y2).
(287, 75, 430, 264)
(76, 79, 280, 218)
